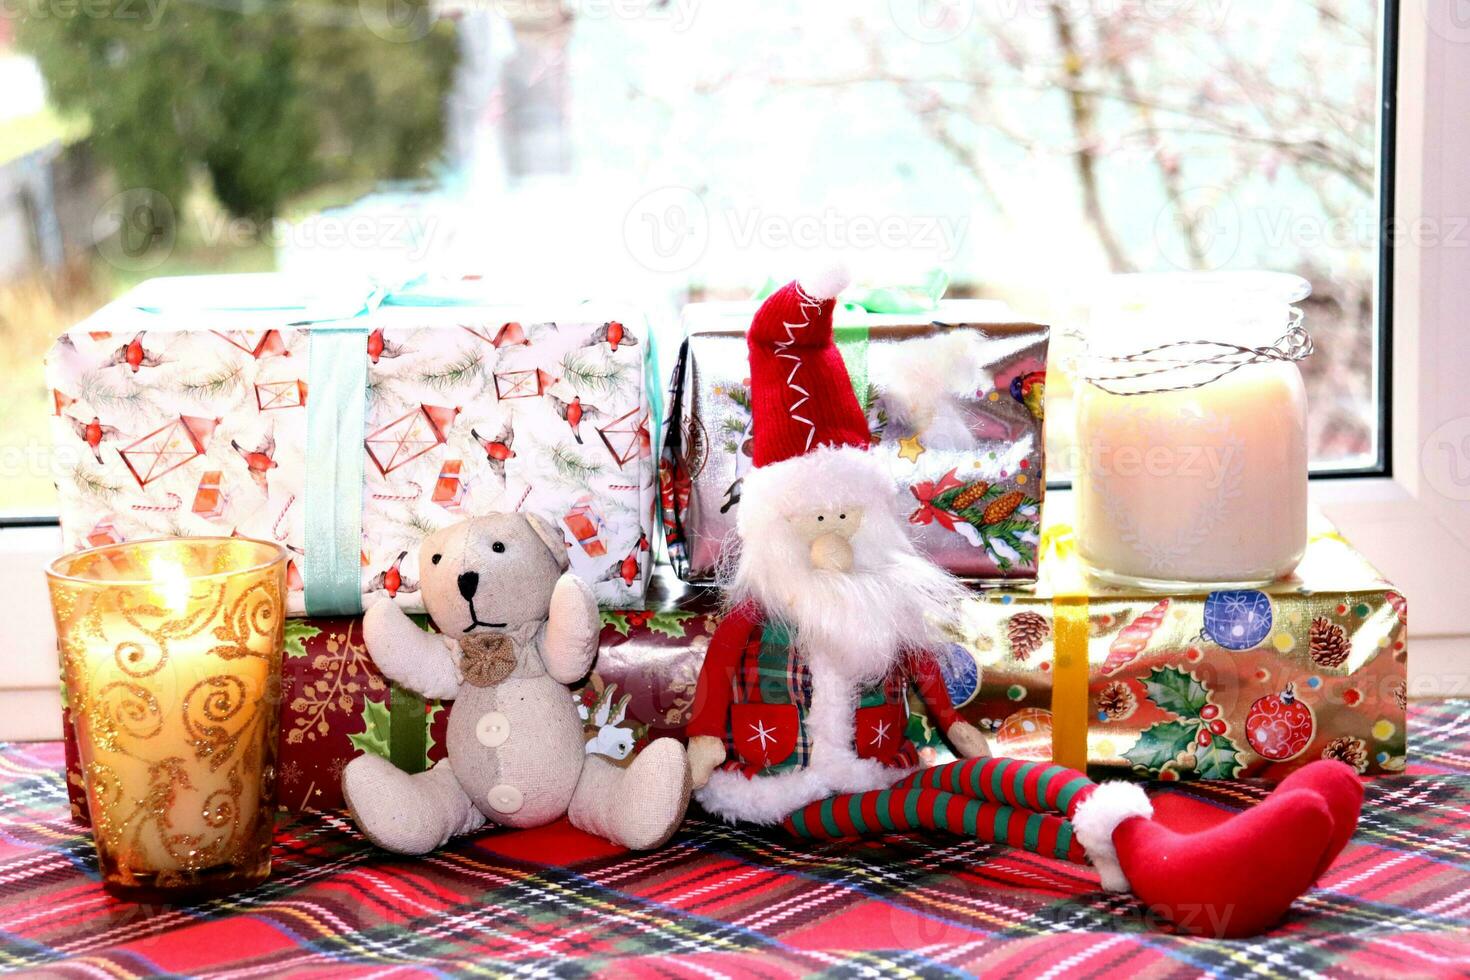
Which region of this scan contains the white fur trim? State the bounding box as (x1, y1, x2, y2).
(1071, 781, 1152, 894)
(696, 755, 904, 826)
(798, 263, 851, 302)
(738, 446, 892, 538)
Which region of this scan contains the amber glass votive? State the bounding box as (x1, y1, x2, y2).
(47, 537, 287, 897)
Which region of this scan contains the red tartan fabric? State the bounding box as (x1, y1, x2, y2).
(3, 701, 1469, 978)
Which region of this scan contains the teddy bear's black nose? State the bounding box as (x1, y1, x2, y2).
(457, 571, 479, 600)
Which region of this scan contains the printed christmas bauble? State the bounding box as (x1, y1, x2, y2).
(1203, 590, 1274, 651)
(938, 644, 981, 708)
(1245, 686, 1315, 761)
(995, 707, 1053, 761)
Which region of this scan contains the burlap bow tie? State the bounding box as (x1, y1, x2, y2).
(460, 633, 516, 687)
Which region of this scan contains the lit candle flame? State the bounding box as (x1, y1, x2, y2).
(150, 554, 192, 615)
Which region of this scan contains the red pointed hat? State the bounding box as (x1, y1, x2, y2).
(747, 266, 870, 467)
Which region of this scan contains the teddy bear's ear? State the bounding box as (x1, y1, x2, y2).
(524, 513, 571, 572)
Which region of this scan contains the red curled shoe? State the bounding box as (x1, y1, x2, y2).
(1273, 759, 1364, 878)
(1072, 781, 1341, 937)
(1116, 789, 1333, 937)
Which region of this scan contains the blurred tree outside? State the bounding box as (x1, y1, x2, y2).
(1, 1, 458, 514)
(18, 0, 458, 225)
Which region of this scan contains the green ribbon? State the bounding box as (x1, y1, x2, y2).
(841, 268, 950, 316)
(388, 683, 430, 773)
(834, 326, 871, 410)
(304, 319, 370, 616)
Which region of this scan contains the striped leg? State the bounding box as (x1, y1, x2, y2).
(892, 757, 1096, 819)
(782, 787, 1088, 865)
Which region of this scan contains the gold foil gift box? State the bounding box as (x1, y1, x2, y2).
(939, 511, 1407, 781)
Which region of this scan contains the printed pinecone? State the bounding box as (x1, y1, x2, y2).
(1321, 735, 1369, 774)
(1097, 680, 1137, 721)
(1310, 616, 1350, 668)
(1392, 678, 1407, 713)
(983, 490, 1025, 524)
(1007, 611, 1049, 661)
(951, 481, 991, 511)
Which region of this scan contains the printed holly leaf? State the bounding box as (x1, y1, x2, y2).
(425, 701, 445, 756)
(646, 611, 695, 639)
(600, 611, 632, 636)
(1141, 666, 1211, 720)
(284, 621, 322, 659)
(1194, 733, 1245, 779)
(347, 698, 392, 760)
(1123, 720, 1197, 775)
(906, 709, 946, 749)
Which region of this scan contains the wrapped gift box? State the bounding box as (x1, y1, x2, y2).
(945, 508, 1408, 781)
(45, 274, 659, 615)
(662, 300, 1048, 584)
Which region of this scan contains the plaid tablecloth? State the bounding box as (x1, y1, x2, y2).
(2, 701, 1468, 979)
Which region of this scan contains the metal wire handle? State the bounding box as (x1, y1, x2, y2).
(1082, 307, 1312, 395)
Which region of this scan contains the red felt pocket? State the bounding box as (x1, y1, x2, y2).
(731, 703, 800, 768)
(854, 703, 908, 763)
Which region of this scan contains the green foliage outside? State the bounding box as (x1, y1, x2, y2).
(18, 0, 458, 225)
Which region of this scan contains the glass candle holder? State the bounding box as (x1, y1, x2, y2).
(47, 537, 287, 897)
(1074, 273, 1312, 591)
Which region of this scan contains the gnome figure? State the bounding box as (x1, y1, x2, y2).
(685, 267, 1365, 938)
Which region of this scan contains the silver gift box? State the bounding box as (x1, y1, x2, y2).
(660, 301, 1049, 584)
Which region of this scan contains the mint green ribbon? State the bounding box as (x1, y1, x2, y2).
(304, 319, 370, 616)
(842, 268, 950, 316)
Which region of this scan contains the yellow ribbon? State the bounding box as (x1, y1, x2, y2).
(1039, 523, 1090, 771)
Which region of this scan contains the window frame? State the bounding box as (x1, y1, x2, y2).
(1312, 0, 1470, 693)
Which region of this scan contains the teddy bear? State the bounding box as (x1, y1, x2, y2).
(341, 511, 692, 854)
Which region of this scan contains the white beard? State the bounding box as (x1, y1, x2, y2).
(722, 497, 970, 687)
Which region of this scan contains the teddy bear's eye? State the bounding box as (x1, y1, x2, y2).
(492, 541, 506, 554)
(817, 515, 824, 522)
(431, 553, 442, 565)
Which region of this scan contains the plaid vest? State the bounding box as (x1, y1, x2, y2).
(721, 620, 919, 778)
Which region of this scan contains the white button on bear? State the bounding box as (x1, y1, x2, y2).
(488, 785, 524, 814)
(341, 512, 692, 854)
(476, 712, 510, 748)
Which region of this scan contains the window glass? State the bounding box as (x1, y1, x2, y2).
(0, 1, 1385, 516)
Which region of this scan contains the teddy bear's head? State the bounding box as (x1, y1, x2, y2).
(417, 512, 570, 636)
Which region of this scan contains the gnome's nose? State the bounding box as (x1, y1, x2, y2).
(810, 534, 854, 572)
(458, 571, 479, 600)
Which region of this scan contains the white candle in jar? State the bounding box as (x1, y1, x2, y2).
(1074, 274, 1311, 589)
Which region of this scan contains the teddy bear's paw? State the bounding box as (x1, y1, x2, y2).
(343, 755, 483, 855)
(611, 738, 693, 851)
